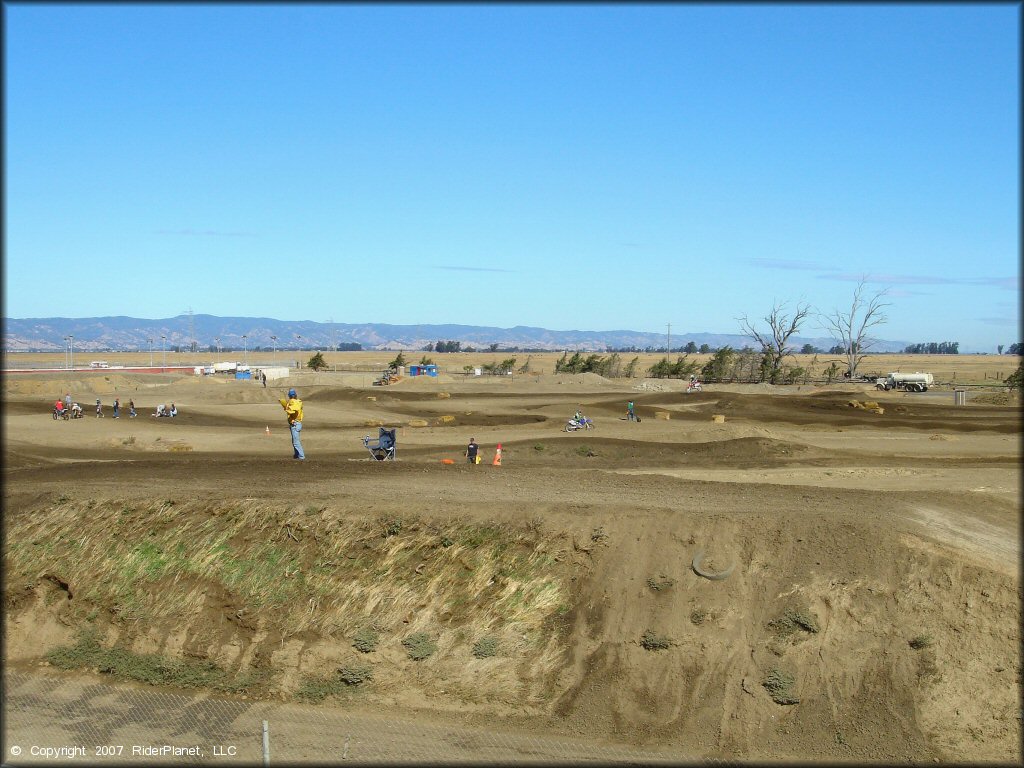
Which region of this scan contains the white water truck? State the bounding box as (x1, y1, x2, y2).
(877, 372, 934, 392)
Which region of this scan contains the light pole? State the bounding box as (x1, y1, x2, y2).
(161, 335, 166, 371)
(64, 336, 71, 369)
(271, 335, 277, 366)
(69, 335, 74, 371)
(148, 338, 153, 367)
(215, 337, 220, 356)
(242, 335, 248, 366)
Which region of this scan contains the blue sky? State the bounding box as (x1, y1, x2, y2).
(5, 3, 1019, 351)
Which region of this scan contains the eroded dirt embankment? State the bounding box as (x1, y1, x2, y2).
(4, 493, 1019, 763)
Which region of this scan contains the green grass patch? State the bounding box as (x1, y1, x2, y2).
(908, 634, 934, 650)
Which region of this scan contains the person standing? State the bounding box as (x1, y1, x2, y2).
(64, 393, 72, 412)
(54, 399, 65, 419)
(128, 399, 137, 418)
(465, 437, 479, 465)
(279, 388, 305, 460)
(112, 398, 120, 418)
(95, 399, 104, 418)
(627, 401, 635, 421)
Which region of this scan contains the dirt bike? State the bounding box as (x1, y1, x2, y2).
(686, 381, 703, 393)
(565, 417, 594, 432)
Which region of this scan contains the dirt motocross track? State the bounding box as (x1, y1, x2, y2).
(3, 370, 1021, 763)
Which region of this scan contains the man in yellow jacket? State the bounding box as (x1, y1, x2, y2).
(279, 388, 305, 460)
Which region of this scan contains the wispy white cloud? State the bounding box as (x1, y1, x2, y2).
(156, 229, 258, 237)
(435, 265, 515, 273)
(746, 258, 840, 272)
(817, 272, 1020, 290)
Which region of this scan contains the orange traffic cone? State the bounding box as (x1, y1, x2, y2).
(492, 443, 502, 466)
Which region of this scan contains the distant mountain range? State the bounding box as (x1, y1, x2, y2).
(2, 314, 912, 354)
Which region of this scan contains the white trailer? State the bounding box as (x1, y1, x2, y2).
(212, 361, 239, 374)
(877, 372, 934, 392)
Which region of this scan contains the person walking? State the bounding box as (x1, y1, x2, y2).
(279, 388, 305, 460)
(465, 437, 479, 465)
(128, 399, 137, 418)
(112, 398, 120, 418)
(95, 399, 104, 418)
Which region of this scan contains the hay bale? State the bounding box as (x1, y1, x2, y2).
(366, 396, 377, 401)
(847, 400, 864, 409)
(712, 414, 725, 423)
(655, 411, 671, 420)
(870, 407, 884, 415)
(438, 415, 456, 424)
(862, 400, 880, 410)
(408, 419, 429, 428)
(364, 420, 384, 427)
(437, 392, 451, 399)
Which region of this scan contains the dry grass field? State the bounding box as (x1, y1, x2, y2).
(3, 356, 1020, 762)
(8, 350, 1020, 385)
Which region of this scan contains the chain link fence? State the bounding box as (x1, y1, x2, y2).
(4, 672, 693, 765)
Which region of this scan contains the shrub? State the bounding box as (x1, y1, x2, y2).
(338, 664, 373, 685)
(472, 636, 499, 658)
(908, 634, 934, 650)
(768, 608, 820, 636)
(402, 632, 436, 661)
(762, 667, 800, 704)
(640, 630, 671, 651)
(646, 575, 676, 592)
(352, 627, 379, 654)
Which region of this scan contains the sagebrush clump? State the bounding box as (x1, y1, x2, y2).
(352, 627, 379, 654)
(402, 632, 437, 661)
(472, 636, 499, 658)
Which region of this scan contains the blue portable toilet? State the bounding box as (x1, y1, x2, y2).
(424, 364, 438, 377)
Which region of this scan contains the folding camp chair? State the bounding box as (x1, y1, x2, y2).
(362, 427, 396, 461)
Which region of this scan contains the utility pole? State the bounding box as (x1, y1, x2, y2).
(188, 307, 196, 358)
(666, 323, 671, 355)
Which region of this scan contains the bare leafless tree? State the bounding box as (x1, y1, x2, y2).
(737, 301, 811, 384)
(819, 278, 890, 379)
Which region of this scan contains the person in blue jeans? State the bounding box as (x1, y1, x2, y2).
(279, 388, 305, 460)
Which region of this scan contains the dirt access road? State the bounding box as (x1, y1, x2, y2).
(3, 370, 1020, 763)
